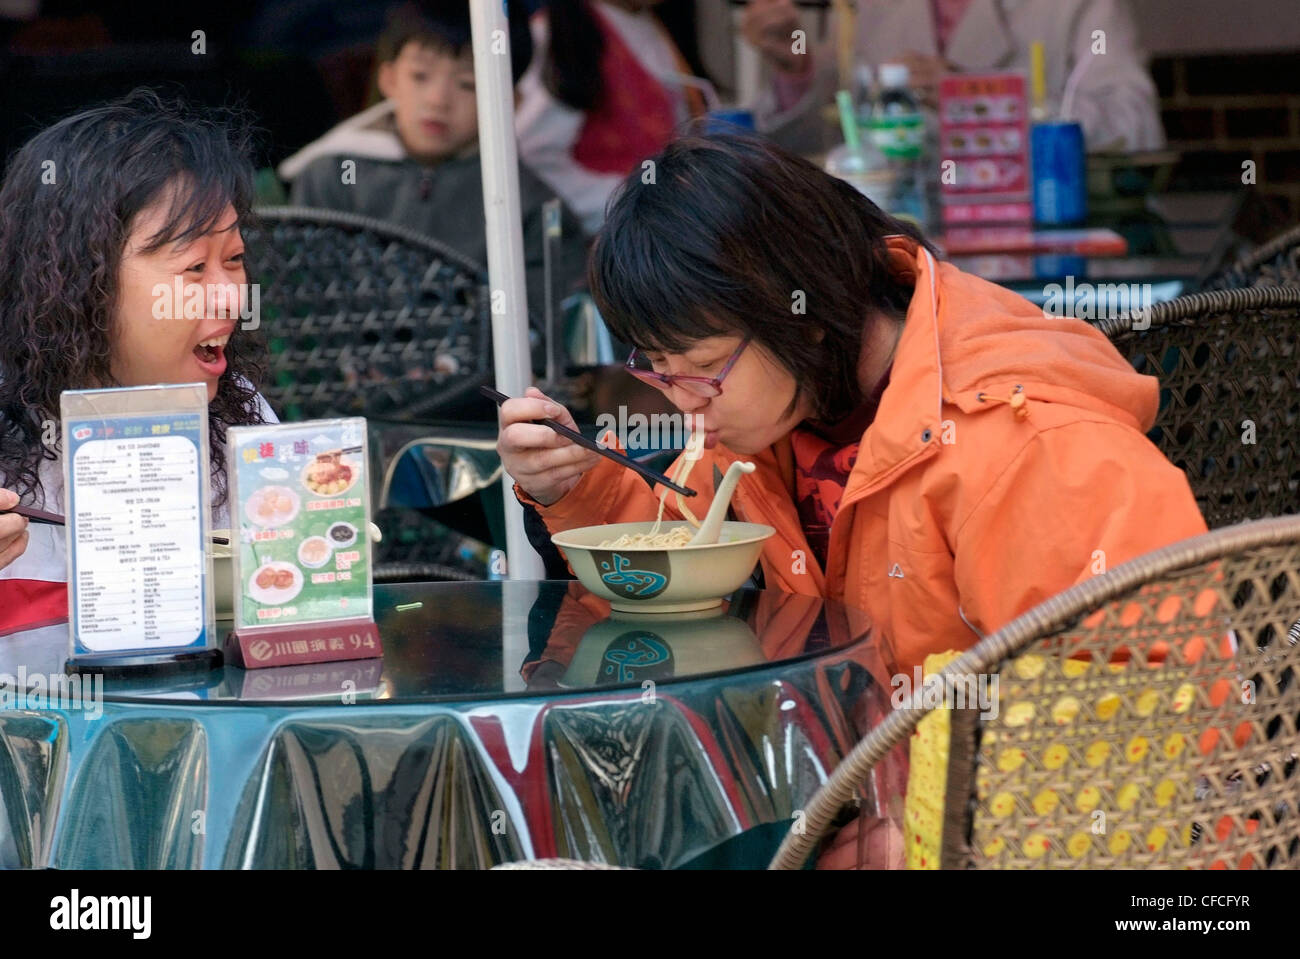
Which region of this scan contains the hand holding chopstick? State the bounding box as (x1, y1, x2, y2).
(485, 385, 698, 502)
(0, 488, 37, 571)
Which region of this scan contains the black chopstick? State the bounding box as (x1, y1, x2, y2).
(3, 504, 63, 526)
(480, 385, 697, 497)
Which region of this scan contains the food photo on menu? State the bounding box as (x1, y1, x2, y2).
(228, 419, 372, 629)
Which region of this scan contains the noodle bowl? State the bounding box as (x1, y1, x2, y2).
(555, 434, 773, 611)
(552, 519, 776, 612)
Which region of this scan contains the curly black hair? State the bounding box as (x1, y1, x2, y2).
(0, 87, 268, 508)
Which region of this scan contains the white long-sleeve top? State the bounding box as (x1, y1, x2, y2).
(753, 0, 1166, 155)
(515, 3, 701, 234)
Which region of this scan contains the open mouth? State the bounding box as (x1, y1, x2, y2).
(193, 333, 230, 376)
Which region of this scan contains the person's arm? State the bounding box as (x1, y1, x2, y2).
(1061, 0, 1165, 152)
(742, 0, 841, 153)
(514, 448, 683, 542)
(521, 496, 575, 579)
(952, 420, 1205, 639)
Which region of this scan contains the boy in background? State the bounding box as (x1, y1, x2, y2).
(279, 1, 589, 325)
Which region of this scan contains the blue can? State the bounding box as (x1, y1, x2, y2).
(1031, 121, 1087, 225)
(703, 109, 756, 135)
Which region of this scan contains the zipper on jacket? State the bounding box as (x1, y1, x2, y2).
(419, 169, 433, 201)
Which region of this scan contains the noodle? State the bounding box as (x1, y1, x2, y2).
(599, 527, 693, 549)
(598, 432, 706, 548)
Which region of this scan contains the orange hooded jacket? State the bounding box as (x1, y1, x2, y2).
(520, 236, 1208, 676)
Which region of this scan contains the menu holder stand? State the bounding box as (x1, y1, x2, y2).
(224, 620, 381, 669)
(66, 647, 222, 677)
(61, 384, 221, 675)
(226, 418, 380, 669)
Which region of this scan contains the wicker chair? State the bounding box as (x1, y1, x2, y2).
(245, 207, 512, 582)
(1202, 223, 1300, 291)
(1094, 285, 1300, 527)
(244, 206, 504, 423)
(770, 514, 1300, 869)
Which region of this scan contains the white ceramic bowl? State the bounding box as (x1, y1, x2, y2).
(550, 521, 774, 613)
(298, 536, 333, 568)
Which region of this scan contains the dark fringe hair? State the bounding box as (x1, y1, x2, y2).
(0, 87, 268, 508)
(377, 0, 533, 84)
(588, 132, 936, 423)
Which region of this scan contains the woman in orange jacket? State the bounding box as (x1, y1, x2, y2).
(497, 132, 1207, 681)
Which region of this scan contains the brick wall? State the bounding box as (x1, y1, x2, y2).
(1155, 50, 1300, 222)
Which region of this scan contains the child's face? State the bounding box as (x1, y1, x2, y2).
(112, 191, 246, 402)
(378, 41, 479, 162)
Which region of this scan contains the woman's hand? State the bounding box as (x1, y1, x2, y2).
(0, 489, 31, 572)
(741, 0, 808, 74)
(497, 387, 603, 507)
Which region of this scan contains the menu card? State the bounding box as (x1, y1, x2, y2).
(226, 418, 378, 665)
(938, 72, 1032, 224)
(62, 384, 214, 658)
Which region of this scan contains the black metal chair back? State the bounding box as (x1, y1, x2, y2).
(1095, 286, 1300, 527)
(245, 206, 495, 423)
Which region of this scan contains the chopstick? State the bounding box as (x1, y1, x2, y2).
(480, 385, 697, 498)
(2, 504, 63, 526)
(3, 504, 229, 545)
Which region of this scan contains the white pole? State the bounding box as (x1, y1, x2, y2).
(471, 0, 544, 581)
(733, 6, 763, 108)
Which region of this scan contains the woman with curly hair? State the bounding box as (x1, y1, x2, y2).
(0, 89, 273, 633)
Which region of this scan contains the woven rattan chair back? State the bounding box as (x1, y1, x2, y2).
(1203, 223, 1300, 291)
(245, 207, 494, 422)
(770, 515, 1300, 869)
(1095, 286, 1300, 527)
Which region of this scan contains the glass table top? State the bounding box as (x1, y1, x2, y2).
(1, 581, 873, 707)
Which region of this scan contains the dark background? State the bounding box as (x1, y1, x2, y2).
(0, 0, 708, 173)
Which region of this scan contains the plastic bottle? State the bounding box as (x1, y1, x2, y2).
(852, 59, 876, 128)
(870, 63, 927, 225)
(825, 89, 893, 209)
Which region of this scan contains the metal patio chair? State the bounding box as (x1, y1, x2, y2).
(1094, 285, 1300, 527)
(244, 207, 513, 581)
(1203, 223, 1300, 291)
(244, 206, 499, 423)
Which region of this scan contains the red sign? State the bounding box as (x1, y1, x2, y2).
(938, 72, 1032, 224)
(225, 620, 382, 669)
